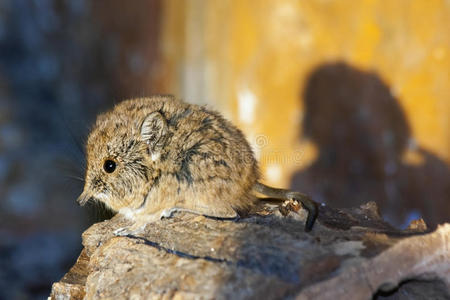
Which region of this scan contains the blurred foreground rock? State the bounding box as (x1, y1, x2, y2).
(50, 202, 449, 299)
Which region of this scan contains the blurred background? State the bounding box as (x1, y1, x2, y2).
(0, 0, 448, 298)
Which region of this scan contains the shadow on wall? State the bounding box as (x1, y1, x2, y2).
(291, 62, 450, 229)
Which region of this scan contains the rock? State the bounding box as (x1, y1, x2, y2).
(49, 202, 450, 299)
(50, 249, 89, 300)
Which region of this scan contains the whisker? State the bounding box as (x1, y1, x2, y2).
(64, 174, 85, 182)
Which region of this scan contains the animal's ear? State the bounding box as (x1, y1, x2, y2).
(140, 112, 167, 153)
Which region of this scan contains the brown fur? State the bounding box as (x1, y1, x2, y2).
(78, 96, 259, 223)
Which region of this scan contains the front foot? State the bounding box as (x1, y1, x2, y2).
(160, 207, 202, 219)
(113, 224, 146, 237)
(113, 227, 132, 237)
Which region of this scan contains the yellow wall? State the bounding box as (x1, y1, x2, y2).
(159, 0, 450, 187)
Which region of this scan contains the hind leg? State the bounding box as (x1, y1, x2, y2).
(254, 182, 318, 231)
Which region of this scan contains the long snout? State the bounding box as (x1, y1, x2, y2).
(77, 191, 91, 206)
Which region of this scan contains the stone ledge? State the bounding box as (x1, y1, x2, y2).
(49, 202, 449, 299)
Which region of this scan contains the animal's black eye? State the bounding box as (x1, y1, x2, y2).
(103, 159, 116, 173)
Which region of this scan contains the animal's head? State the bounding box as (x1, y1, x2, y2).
(77, 98, 169, 211)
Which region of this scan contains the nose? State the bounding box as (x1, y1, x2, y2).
(77, 192, 92, 206)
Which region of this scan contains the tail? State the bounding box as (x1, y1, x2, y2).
(254, 182, 318, 232)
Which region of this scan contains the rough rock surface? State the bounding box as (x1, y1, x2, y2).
(50, 202, 450, 299)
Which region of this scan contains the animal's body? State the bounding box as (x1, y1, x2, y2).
(78, 96, 317, 232)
